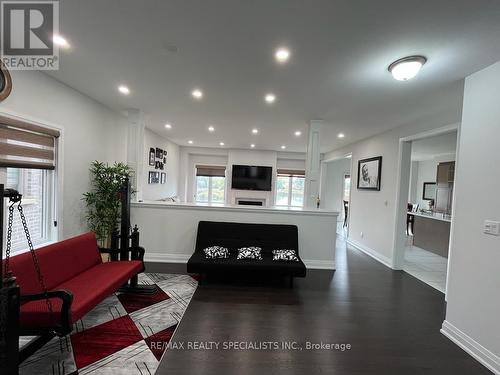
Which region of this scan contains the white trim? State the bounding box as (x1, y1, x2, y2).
(347, 238, 394, 269)
(144, 252, 335, 270)
(441, 320, 500, 374)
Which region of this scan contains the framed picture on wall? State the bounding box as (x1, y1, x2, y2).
(149, 148, 155, 166)
(148, 171, 155, 184)
(357, 156, 382, 191)
(154, 172, 160, 183)
(161, 172, 166, 184)
(156, 148, 163, 159)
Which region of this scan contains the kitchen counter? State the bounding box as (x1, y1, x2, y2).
(409, 211, 452, 223)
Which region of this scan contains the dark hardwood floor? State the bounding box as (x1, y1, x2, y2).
(152, 235, 491, 375)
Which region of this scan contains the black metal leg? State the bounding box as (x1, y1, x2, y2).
(289, 277, 294, 288)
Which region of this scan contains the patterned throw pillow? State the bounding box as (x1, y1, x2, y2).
(272, 249, 299, 262)
(203, 246, 229, 259)
(237, 247, 263, 260)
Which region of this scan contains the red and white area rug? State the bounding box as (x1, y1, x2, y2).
(19, 273, 198, 375)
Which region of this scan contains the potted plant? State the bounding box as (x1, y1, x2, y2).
(83, 161, 135, 247)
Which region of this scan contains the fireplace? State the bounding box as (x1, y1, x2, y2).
(236, 198, 265, 206)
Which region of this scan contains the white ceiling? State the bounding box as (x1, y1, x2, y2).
(47, 0, 500, 152)
(411, 130, 458, 161)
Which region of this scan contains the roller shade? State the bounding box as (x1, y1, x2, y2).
(277, 169, 305, 177)
(0, 115, 59, 170)
(196, 165, 226, 177)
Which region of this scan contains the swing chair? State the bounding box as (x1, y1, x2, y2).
(0, 183, 148, 375)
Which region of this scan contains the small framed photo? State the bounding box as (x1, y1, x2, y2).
(155, 161, 160, 169)
(148, 171, 155, 184)
(149, 148, 155, 166)
(161, 172, 166, 184)
(163, 157, 166, 163)
(357, 156, 382, 191)
(159, 162, 164, 170)
(163, 150, 167, 156)
(156, 148, 163, 159)
(154, 172, 160, 183)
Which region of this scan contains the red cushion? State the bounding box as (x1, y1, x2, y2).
(20, 260, 143, 329)
(5, 232, 102, 294)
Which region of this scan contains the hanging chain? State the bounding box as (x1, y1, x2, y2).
(2, 202, 15, 278)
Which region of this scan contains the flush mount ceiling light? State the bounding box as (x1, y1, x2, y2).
(388, 56, 427, 81)
(281, 145, 286, 149)
(191, 89, 203, 99)
(219, 142, 225, 146)
(188, 140, 193, 144)
(250, 144, 255, 148)
(118, 85, 130, 95)
(252, 128, 259, 134)
(294, 131, 302, 136)
(338, 133, 345, 138)
(208, 125, 215, 132)
(264, 93, 276, 104)
(53, 34, 69, 48)
(165, 123, 172, 129)
(275, 47, 290, 63)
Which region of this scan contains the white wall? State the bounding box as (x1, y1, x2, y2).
(323, 105, 462, 266)
(442, 62, 500, 374)
(0, 71, 127, 239)
(322, 158, 351, 215)
(141, 128, 180, 201)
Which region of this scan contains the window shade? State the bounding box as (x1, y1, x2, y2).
(0, 115, 60, 170)
(196, 165, 226, 177)
(277, 169, 305, 177)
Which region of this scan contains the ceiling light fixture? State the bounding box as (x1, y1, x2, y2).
(191, 89, 203, 99)
(388, 56, 427, 81)
(250, 144, 255, 148)
(165, 123, 172, 129)
(275, 47, 290, 63)
(219, 142, 225, 146)
(338, 133, 345, 138)
(188, 140, 193, 144)
(281, 145, 286, 149)
(118, 85, 130, 95)
(265, 93, 276, 104)
(252, 128, 259, 134)
(208, 125, 215, 132)
(294, 131, 302, 136)
(53, 34, 69, 48)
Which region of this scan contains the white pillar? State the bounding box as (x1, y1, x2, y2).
(305, 120, 323, 208)
(125, 109, 145, 201)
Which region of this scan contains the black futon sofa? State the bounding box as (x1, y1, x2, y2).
(187, 221, 307, 286)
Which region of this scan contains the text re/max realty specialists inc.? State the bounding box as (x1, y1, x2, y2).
(150, 341, 352, 352)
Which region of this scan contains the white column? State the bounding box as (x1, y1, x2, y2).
(125, 109, 145, 201)
(305, 120, 323, 208)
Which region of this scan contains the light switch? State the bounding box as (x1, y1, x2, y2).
(484, 220, 500, 236)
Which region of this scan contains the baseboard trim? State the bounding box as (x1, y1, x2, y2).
(145, 253, 335, 270)
(441, 320, 500, 374)
(346, 239, 394, 269)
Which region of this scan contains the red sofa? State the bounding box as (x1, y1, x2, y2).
(6, 232, 144, 336)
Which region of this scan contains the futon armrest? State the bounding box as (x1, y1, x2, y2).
(99, 246, 145, 261)
(20, 289, 74, 335)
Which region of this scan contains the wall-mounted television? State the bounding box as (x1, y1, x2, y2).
(231, 165, 272, 191)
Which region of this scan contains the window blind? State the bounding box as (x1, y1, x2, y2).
(0, 115, 60, 170)
(277, 169, 305, 177)
(196, 165, 226, 177)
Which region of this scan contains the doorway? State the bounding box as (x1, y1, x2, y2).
(393, 126, 459, 294)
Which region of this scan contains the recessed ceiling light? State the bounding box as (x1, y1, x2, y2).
(252, 128, 259, 134)
(388, 56, 427, 81)
(118, 85, 130, 95)
(338, 133, 345, 138)
(265, 93, 276, 104)
(53, 34, 69, 48)
(219, 142, 225, 146)
(191, 89, 203, 99)
(281, 145, 286, 149)
(250, 144, 255, 148)
(294, 131, 302, 136)
(165, 123, 172, 129)
(275, 47, 290, 63)
(208, 126, 215, 132)
(188, 140, 193, 144)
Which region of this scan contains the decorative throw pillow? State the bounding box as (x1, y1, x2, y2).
(237, 247, 263, 260)
(203, 246, 229, 259)
(272, 249, 299, 262)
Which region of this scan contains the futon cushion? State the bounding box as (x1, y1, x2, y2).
(19, 260, 143, 329)
(203, 246, 229, 259)
(272, 249, 299, 262)
(6, 232, 102, 295)
(237, 247, 262, 260)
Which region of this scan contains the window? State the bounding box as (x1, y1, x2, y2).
(195, 165, 226, 203)
(275, 170, 305, 207)
(343, 174, 351, 202)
